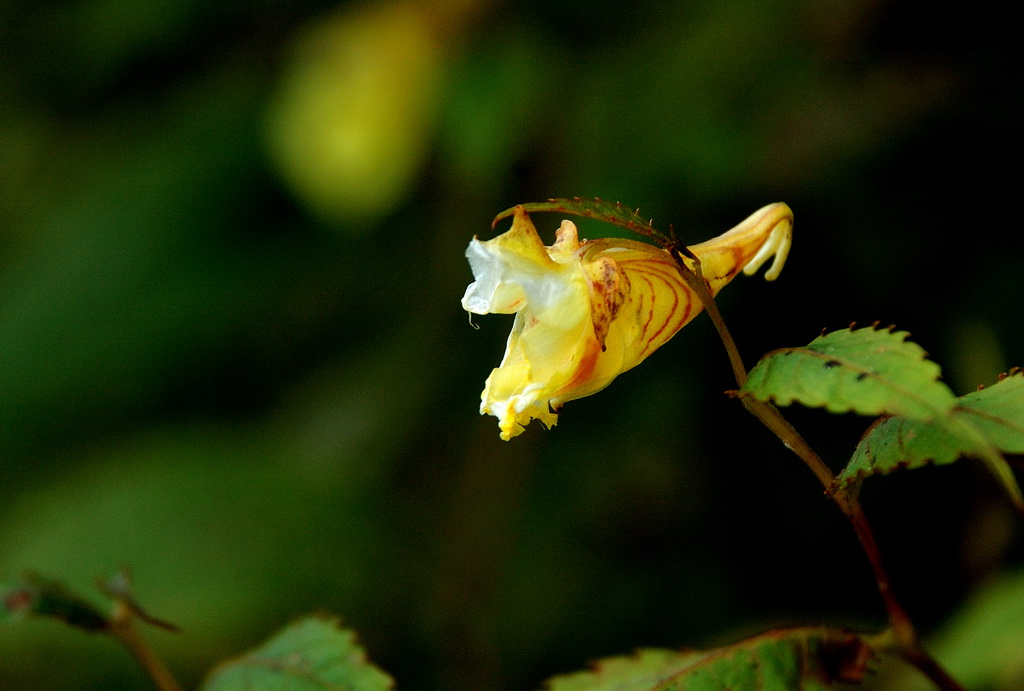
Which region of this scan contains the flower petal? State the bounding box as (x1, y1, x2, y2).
(687, 202, 793, 287)
(582, 255, 629, 350)
(461, 205, 557, 315)
(465, 203, 794, 440)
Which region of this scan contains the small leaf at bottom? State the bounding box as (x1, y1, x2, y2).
(543, 628, 872, 691)
(202, 615, 394, 691)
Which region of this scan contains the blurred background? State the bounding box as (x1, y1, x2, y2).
(1, 0, 1021, 688)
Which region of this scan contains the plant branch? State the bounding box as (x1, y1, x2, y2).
(667, 246, 963, 691)
(671, 249, 836, 493)
(106, 601, 184, 691)
(834, 490, 917, 647)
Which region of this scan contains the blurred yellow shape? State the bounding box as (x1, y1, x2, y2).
(267, 2, 442, 225)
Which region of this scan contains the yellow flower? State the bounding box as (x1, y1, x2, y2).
(462, 203, 793, 440)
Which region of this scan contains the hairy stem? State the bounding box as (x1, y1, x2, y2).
(669, 247, 963, 690)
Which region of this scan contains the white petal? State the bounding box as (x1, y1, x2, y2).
(461, 239, 526, 314)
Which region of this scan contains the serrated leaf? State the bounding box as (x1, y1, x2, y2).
(742, 327, 957, 421)
(543, 628, 872, 691)
(202, 615, 394, 691)
(542, 649, 705, 691)
(838, 372, 1024, 506)
(955, 371, 1024, 453)
(492, 197, 667, 242)
(842, 416, 959, 482)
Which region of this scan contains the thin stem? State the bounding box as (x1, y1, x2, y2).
(738, 386, 917, 649)
(107, 601, 184, 691)
(668, 246, 963, 690)
(737, 394, 835, 491)
(670, 248, 749, 388)
(837, 492, 916, 646)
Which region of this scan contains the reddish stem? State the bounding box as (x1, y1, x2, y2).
(669, 247, 964, 691)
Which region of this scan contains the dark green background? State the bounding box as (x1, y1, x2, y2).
(1, 0, 1020, 688)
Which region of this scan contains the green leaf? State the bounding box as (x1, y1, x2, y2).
(543, 627, 872, 691)
(202, 615, 394, 691)
(492, 197, 668, 243)
(542, 649, 705, 691)
(742, 327, 957, 421)
(842, 416, 959, 480)
(837, 372, 1024, 506)
(954, 370, 1024, 453)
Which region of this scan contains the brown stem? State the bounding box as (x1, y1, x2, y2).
(107, 601, 184, 691)
(669, 247, 964, 690)
(835, 492, 917, 647)
(737, 395, 835, 491)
